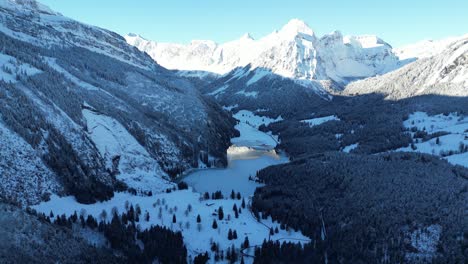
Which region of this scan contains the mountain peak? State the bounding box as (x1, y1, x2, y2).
(280, 19, 314, 37)
(240, 33, 254, 41)
(0, 0, 56, 14)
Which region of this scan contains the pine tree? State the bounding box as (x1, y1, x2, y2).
(241, 198, 246, 208)
(436, 137, 440, 145)
(145, 212, 150, 222)
(228, 229, 233, 240)
(122, 213, 128, 224)
(218, 206, 224, 220)
(230, 190, 236, 199)
(172, 214, 177, 223)
(233, 230, 238, 239)
(243, 236, 250, 249)
(237, 192, 241, 200)
(197, 214, 201, 223)
(212, 219, 218, 229)
(233, 204, 239, 218)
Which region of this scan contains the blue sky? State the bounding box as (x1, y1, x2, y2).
(40, 0, 467, 47)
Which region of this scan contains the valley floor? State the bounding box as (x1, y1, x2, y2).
(33, 109, 310, 263)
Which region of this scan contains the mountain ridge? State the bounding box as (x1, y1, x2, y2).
(126, 19, 402, 86)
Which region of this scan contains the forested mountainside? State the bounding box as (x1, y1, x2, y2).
(253, 152, 467, 263)
(0, 201, 122, 263)
(239, 37, 467, 263)
(0, 0, 236, 205)
(200, 66, 331, 118)
(248, 93, 468, 262)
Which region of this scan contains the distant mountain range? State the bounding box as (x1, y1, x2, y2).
(127, 20, 467, 102)
(126, 19, 402, 87)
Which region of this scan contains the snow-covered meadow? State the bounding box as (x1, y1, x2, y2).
(397, 112, 468, 167)
(230, 110, 282, 149)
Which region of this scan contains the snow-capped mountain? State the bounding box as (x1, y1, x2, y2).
(126, 19, 402, 86)
(0, 0, 236, 205)
(345, 36, 468, 98)
(394, 35, 467, 61)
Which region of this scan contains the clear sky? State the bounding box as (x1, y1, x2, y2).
(39, 0, 467, 47)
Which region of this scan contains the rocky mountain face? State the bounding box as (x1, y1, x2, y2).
(345, 36, 468, 99)
(126, 19, 402, 86)
(126, 19, 408, 116)
(0, 0, 236, 205)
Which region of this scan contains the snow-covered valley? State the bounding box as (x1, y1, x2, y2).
(33, 109, 310, 263)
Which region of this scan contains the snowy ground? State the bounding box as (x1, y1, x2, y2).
(33, 109, 310, 263)
(83, 108, 173, 193)
(34, 190, 309, 262)
(342, 143, 359, 153)
(230, 110, 282, 149)
(0, 53, 41, 83)
(396, 112, 468, 167)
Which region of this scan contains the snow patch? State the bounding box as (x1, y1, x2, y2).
(83, 109, 173, 193)
(301, 115, 340, 127)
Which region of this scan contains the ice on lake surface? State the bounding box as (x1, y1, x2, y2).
(183, 145, 288, 197)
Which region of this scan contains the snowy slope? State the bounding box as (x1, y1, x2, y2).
(126, 19, 402, 86)
(394, 35, 467, 60)
(345, 36, 468, 98)
(83, 108, 174, 193)
(0, 0, 154, 69)
(0, 121, 61, 206)
(0, 0, 236, 204)
(396, 112, 468, 168)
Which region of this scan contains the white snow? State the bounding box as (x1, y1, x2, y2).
(301, 115, 340, 127)
(207, 85, 229, 96)
(0, 53, 41, 83)
(33, 190, 309, 261)
(231, 110, 282, 149)
(126, 19, 401, 85)
(406, 225, 442, 262)
(342, 143, 359, 153)
(234, 110, 283, 128)
(235, 90, 258, 98)
(395, 35, 465, 60)
(222, 104, 239, 111)
(345, 36, 468, 98)
(396, 112, 468, 167)
(246, 69, 271, 86)
(33, 106, 311, 262)
(0, 121, 60, 206)
(83, 109, 173, 193)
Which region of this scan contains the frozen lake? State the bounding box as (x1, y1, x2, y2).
(183, 109, 289, 197)
(183, 146, 288, 197)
